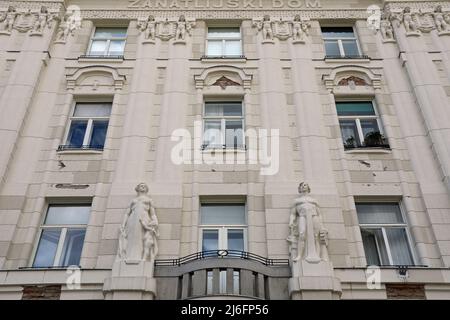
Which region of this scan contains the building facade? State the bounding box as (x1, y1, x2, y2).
(1, 0, 450, 300)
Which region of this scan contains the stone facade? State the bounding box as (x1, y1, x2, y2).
(0, 0, 450, 300)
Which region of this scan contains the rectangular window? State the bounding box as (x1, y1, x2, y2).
(200, 204, 246, 252)
(61, 103, 111, 151)
(33, 205, 91, 268)
(336, 101, 388, 149)
(203, 102, 244, 149)
(322, 27, 361, 58)
(88, 27, 127, 56)
(356, 202, 415, 266)
(206, 27, 242, 57)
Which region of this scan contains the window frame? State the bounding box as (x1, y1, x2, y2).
(322, 26, 362, 58)
(30, 203, 91, 268)
(87, 27, 128, 57)
(62, 102, 112, 151)
(356, 200, 417, 266)
(336, 99, 387, 149)
(202, 100, 245, 150)
(205, 26, 243, 58)
(198, 203, 248, 252)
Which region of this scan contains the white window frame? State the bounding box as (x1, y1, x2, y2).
(87, 27, 128, 56)
(357, 201, 417, 266)
(63, 102, 112, 149)
(30, 204, 91, 268)
(322, 26, 362, 57)
(206, 26, 242, 57)
(202, 101, 245, 149)
(336, 100, 385, 147)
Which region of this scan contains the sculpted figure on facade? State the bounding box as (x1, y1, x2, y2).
(55, 10, 81, 43)
(254, 15, 274, 41)
(175, 15, 194, 41)
(138, 15, 156, 41)
(287, 182, 329, 263)
(32, 6, 53, 34)
(0, 6, 17, 33)
(380, 12, 395, 41)
(433, 6, 449, 33)
(118, 183, 159, 263)
(402, 7, 420, 33)
(291, 15, 310, 42)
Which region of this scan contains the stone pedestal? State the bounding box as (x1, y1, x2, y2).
(288, 260, 341, 300)
(103, 260, 157, 300)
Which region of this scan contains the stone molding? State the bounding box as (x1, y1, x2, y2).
(66, 65, 126, 91)
(194, 65, 252, 90)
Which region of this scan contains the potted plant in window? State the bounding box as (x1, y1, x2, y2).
(364, 131, 386, 147)
(344, 136, 357, 149)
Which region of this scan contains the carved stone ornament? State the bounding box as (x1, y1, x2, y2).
(118, 183, 159, 263)
(139, 15, 195, 43)
(212, 76, 241, 89)
(433, 5, 450, 35)
(287, 182, 329, 264)
(338, 76, 367, 87)
(253, 15, 310, 43)
(0, 6, 17, 34)
(54, 9, 82, 43)
(137, 14, 156, 43)
(0, 5, 58, 35)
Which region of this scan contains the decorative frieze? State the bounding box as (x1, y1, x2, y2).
(252, 15, 310, 43)
(0, 5, 59, 36)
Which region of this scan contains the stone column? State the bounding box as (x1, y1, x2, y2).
(286, 21, 342, 300)
(374, 28, 449, 266)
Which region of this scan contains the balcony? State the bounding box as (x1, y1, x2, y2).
(344, 132, 390, 151)
(57, 145, 104, 152)
(325, 55, 370, 60)
(154, 250, 290, 300)
(201, 144, 247, 151)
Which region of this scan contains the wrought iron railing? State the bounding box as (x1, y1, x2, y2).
(201, 144, 247, 151)
(57, 145, 104, 151)
(201, 55, 246, 59)
(78, 55, 124, 59)
(325, 55, 370, 60)
(155, 250, 289, 267)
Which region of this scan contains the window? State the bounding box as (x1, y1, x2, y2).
(206, 27, 242, 57)
(203, 102, 244, 149)
(32, 205, 91, 268)
(60, 103, 111, 151)
(336, 101, 388, 149)
(356, 202, 415, 266)
(88, 27, 127, 56)
(200, 204, 247, 252)
(322, 27, 361, 58)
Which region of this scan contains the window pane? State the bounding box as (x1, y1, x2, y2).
(45, 205, 91, 225)
(208, 28, 240, 39)
(339, 120, 360, 147)
(207, 40, 223, 56)
(89, 40, 107, 55)
(94, 28, 127, 38)
(89, 120, 109, 149)
(385, 228, 414, 265)
(228, 229, 244, 251)
(341, 39, 359, 56)
(108, 40, 125, 55)
(207, 271, 213, 294)
(74, 103, 111, 117)
(224, 40, 241, 56)
(324, 40, 340, 56)
(361, 228, 389, 265)
(201, 204, 246, 225)
(219, 270, 227, 294)
(356, 203, 404, 224)
(361, 119, 380, 138)
(205, 102, 242, 116)
(336, 102, 375, 116)
(322, 27, 355, 38)
(225, 120, 243, 148)
(233, 271, 240, 295)
(66, 120, 87, 147)
(361, 229, 381, 265)
(33, 229, 61, 267)
(59, 228, 86, 267)
(203, 120, 222, 146)
(202, 230, 219, 251)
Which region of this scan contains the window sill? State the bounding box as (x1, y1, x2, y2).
(201, 55, 247, 63)
(201, 147, 247, 154)
(345, 147, 391, 154)
(78, 55, 124, 63)
(57, 146, 104, 155)
(324, 55, 370, 63)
